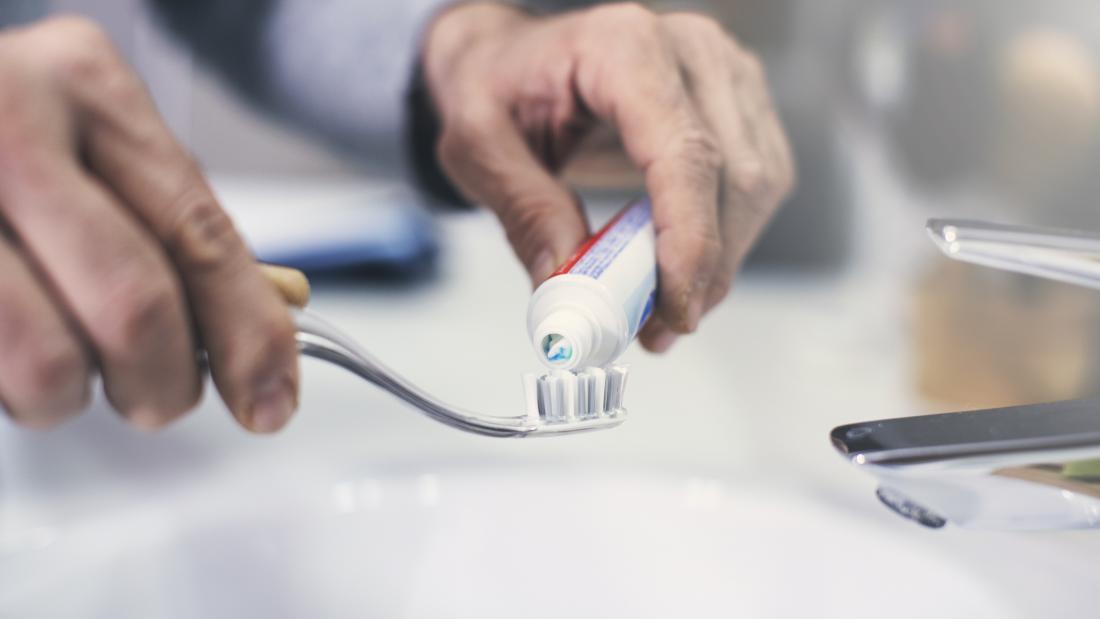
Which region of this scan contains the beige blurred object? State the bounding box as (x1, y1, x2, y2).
(259, 264, 311, 308)
(993, 28, 1100, 198)
(913, 259, 1100, 410)
(560, 126, 645, 190)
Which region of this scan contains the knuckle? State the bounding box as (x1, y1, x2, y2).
(776, 139, 798, 200)
(588, 3, 659, 39)
(708, 276, 733, 305)
(688, 227, 724, 270)
(436, 108, 509, 200)
(731, 157, 768, 197)
(499, 199, 554, 249)
(662, 304, 695, 334)
(31, 16, 121, 85)
(437, 107, 496, 172)
(258, 312, 297, 350)
(674, 13, 728, 40)
(445, 103, 497, 143)
(223, 312, 296, 386)
(594, 3, 654, 24)
(741, 51, 766, 83)
(99, 276, 181, 356)
(167, 178, 244, 272)
(728, 45, 766, 83)
(676, 127, 724, 176)
(36, 14, 108, 41)
(701, 228, 724, 256)
(676, 212, 722, 251)
(777, 162, 797, 202)
(22, 340, 88, 408)
(743, 51, 764, 75)
(436, 128, 465, 171)
(92, 63, 144, 109)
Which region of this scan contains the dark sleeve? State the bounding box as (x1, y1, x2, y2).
(147, 0, 278, 104)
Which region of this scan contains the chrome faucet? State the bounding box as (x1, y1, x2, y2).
(833, 219, 1100, 530)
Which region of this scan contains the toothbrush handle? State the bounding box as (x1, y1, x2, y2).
(260, 264, 311, 308)
(291, 308, 534, 437)
(256, 265, 515, 433)
(252, 265, 529, 435)
(256, 264, 621, 437)
(926, 218, 1100, 291)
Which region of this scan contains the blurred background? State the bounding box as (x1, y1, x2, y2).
(18, 0, 1100, 412)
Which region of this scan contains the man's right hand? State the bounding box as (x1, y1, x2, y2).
(425, 3, 794, 354)
(0, 16, 299, 432)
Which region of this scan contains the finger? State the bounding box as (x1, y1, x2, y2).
(637, 314, 679, 354)
(720, 42, 796, 214)
(664, 16, 763, 311)
(726, 42, 795, 200)
(0, 234, 91, 428)
(707, 44, 794, 312)
(0, 159, 199, 428)
(60, 54, 298, 433)
(574, 7, 723, 333)
(663, 15, 792, 312)
(437, 95, 590, 284)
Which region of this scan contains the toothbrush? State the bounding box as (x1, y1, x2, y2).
(262, 265, 628, 438)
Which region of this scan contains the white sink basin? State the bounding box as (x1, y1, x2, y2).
(0, 456, 1019, 618)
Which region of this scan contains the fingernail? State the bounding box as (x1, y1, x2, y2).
(250, 376, 295, 433)
(529, 251, 557, 287)
(127, 406, 169, 432)
(687, 294, 705, 331)
(650, 330, 679, 353)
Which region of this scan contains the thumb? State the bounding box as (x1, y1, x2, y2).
(436, 103, 589, 284)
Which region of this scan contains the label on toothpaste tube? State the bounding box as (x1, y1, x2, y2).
(552, 198, 658, 340)
(553, 199, 652, 279)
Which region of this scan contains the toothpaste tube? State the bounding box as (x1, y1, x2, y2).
(527, 197, 657, 370)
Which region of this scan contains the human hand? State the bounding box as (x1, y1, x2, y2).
(424, 2, 794, 352)
(0, 17, 298, 432)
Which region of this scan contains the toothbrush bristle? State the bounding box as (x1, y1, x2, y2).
(524, 366, 628, 425)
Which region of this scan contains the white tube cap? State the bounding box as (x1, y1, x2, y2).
(533, 309, 595, 370)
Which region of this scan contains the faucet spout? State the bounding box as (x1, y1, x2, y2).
(833, 399, 1100, 529)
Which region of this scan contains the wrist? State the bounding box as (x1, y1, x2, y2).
(422, 2, 530, 110)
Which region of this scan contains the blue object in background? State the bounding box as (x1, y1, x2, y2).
(216, 178, 438, 279)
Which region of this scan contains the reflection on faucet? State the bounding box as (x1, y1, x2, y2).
(996, 459, 1100, 501)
